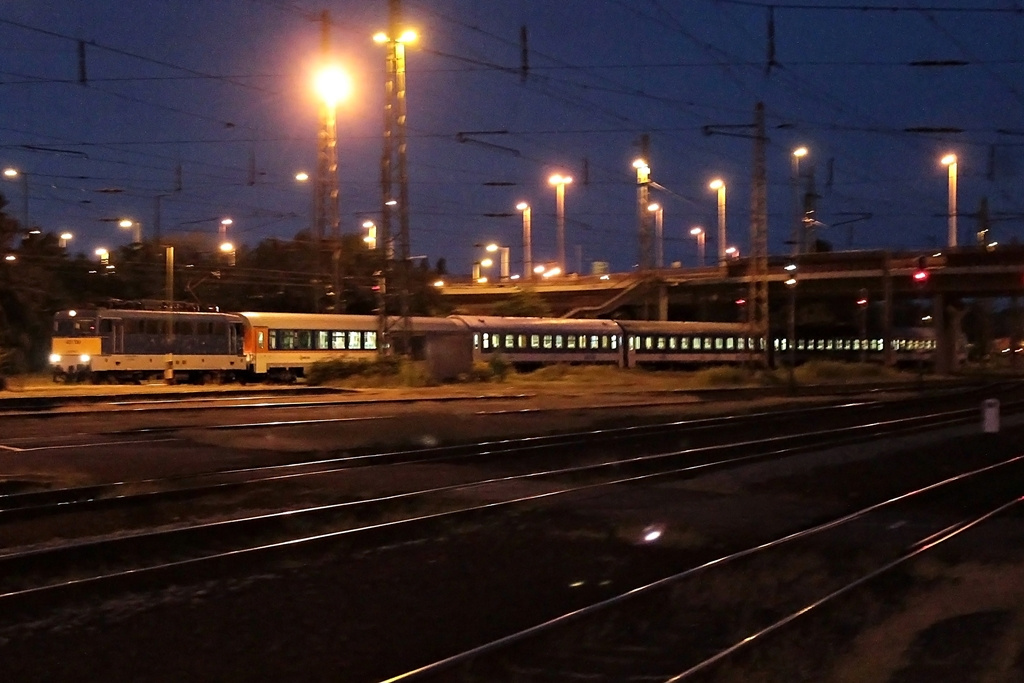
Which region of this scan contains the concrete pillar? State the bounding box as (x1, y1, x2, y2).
(657, 284, 668, 321)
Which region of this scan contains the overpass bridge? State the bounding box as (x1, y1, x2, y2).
(437, 247, 1024, 373)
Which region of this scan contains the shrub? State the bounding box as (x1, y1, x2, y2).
(691, 365, 750, 387)
(488, 353, 511, 380)
(306, 355, 402, 385)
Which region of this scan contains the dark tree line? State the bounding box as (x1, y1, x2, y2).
(0, 196, 449, 372)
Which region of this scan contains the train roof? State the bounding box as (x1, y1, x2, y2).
(448, 315, 622, 333)
(614, 319, 750, 335)
(238, 311, 464, 333)
(54, 308, 242, 321)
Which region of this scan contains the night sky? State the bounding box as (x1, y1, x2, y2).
(2, 1, 1022, 275)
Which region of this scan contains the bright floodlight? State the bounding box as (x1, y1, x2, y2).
(632, 158, 648, 169)
(219, 242, 234, 253)
(941, 153, 957, 166)
(221, 218, 233, 226)
(118, 219, 133, 228)
(314, 65, 352, 107)
(516, 202, 529, 211)
(548, 174, 572, 185)
(295, 172, 309, 182)
(485, 244, 499, 252)
(480, 258, 493, 268)
(793, 146, 808, 158)
(690, 226, 703, 236)
(709, 179, 724, 190)
(60, 232, 73, 240)
(647, 203, 660, 212)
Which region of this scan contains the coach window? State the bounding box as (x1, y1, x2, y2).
(726, 337, 734, 350)
(482, 333, 491, 350)
(567, 335, 577, 349)
(317, 331, 329, 349)
(587, 335, 597, 350)
(364, 332, 377, 350)
(348, 331, 362, 350)
(611, 335, 619, 350)
(542, 335, 553, 350)
(602, 335, 610, 349)
(715, 337, 723, 350)
(656, 337, 666, 351)
(692, 337, 701, 350)
(643, 336, 652, 350)
(331, 331, 345, 349)
(555, 335, 564, 349)
(530, 334, 540, 349)
(505, 334, 515, 349)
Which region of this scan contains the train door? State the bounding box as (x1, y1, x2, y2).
(245, 326, 270, 373)
(101, 317, 124, 354)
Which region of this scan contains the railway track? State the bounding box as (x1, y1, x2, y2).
(1, 393, 1018, 601)
(0, 384, 1011, 535)
(386, 455, 1024, 682)
(2, 384, 1023, 681)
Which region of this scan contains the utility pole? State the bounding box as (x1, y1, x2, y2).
(378, 0, 412, 352)
(749, 102, 770, 368)
(636, 134, 652, 272)
(315, 10, 342, 312)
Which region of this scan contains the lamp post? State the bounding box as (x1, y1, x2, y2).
(363, 220, 377, 249)
(549, 173, 572, 275)
(95, 248, 109, 266)
(119, 219, 142, 244)
(2, 167, 28, 229)
(690, 226, 706, 267)
(516, 201, 532, 280)
(59, 232, 73, 249)
(634, 158, 652, 270)
(485, 243, 510, 280)
(725, 245, 739, 260)
(791, 146, 808, 254)
(647, 203, 664, 268)
(782, 262, 798, 387)
(709, 179, 726, 267)
(314, 63, 352, 312)
(941, 153, 958, 248)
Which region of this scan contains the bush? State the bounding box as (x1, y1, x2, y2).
(691, 365, 751, 387)
(306, 355, 402, 385)
(488, 353, 511, 380)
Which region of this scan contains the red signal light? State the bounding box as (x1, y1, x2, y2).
(913, 270, 928, 282)
(856, 298, 868, 306)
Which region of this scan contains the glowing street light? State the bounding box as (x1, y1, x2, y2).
(709, 179, 726, 267)
(3, 167, 28, 228)
(314, 65, 352, 108)
(363, 220, 377, 249)
(792, 146, 809, 254)
(690, 226, 706, 267)
(485, 242, 511, 280)
(95, 248, 109, 265)
(647, 202, 664, 268)
(941, 153, 958, 248)
(59, 232, 73, 249)
(119, 219, 141, 244)
(516, 201, 533, 279)
(549, 173, 572, 274)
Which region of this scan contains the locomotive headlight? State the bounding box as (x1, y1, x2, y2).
(49, 353, 62, 364)
(79, 354, 91, 363)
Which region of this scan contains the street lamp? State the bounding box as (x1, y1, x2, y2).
(59, 232, 73, 249)
(95, 248, 109, 265)
(725, 246, 739, 259)
(941, 153, 958, 248)
(709, 179, 726, 267)
(3, 167, 28, 229)
(634, 158, 652, 270)
(785, 262, 798, 376)
(119, 219, 142, 244)
(647, 203, 664, 268)
(549, 173, 572, 274)
(363, 220, 377, 249)
(690, 226, 706, 267)
(516, 201, 533, 279)
(791, 146, 808, 254)
(485, 242, 510, 280)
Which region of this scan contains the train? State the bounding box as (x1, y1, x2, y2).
(49, 306, 941, 383)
